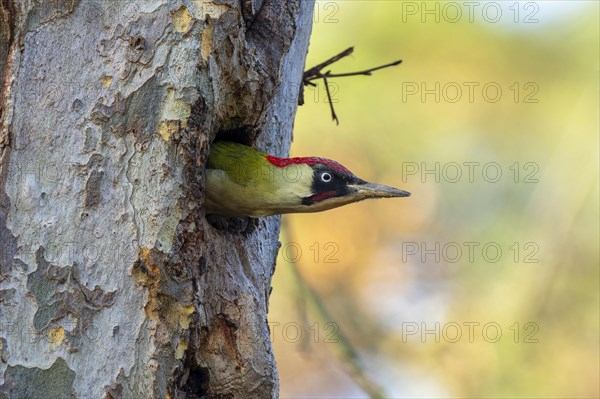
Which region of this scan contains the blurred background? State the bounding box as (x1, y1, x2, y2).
(268, 1, 599, 398)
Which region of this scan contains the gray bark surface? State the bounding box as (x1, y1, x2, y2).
(0, 1, 314, 398)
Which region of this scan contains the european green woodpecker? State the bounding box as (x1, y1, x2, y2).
(205, 141, 410, 218)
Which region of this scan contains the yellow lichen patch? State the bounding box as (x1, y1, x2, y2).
(193, 0, 229, 20)
(173, 6, 193, 33)
(132, 248, 166, 327)
(132, 246, 161, 296)
(48, 327, 65, 350)
(158, 88, 190, 141)
(139, 247, 160, 276)
(100, 75, 113, 88)
(175, 340, 188, 359)
(200, 24, 214, 62)
(158, 120, 181, 141)
(179, 305, 195, 329)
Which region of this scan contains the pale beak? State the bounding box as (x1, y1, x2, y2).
(352, 182, 411, 199)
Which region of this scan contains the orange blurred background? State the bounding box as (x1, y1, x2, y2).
(269, 1, 599, 398)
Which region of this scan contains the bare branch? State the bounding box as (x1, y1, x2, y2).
(323, 59, 402, 79)
(302, 47, 355, 82)
(301, 47, 402, 124)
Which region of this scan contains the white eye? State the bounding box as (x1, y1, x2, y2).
(320, 172, 332, 182)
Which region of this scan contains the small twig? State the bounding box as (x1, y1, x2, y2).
(303, 47, 355, 81)
(321, 60, 403, 79)
(301, 47, 402, 125)
(321, 75, 338, 124)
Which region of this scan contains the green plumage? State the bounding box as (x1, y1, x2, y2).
(205, 142, 314, 217)
(207, 142, 270, 186)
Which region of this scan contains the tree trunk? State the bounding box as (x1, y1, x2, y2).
(0, 1, 314, 398)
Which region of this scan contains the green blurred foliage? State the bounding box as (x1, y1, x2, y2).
(269, 1, 599, 398)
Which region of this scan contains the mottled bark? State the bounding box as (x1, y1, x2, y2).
(0, 1, 314, 398)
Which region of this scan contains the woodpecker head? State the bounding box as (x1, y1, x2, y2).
(264, 154, 410, 213)
(205, 141, 410, 218)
